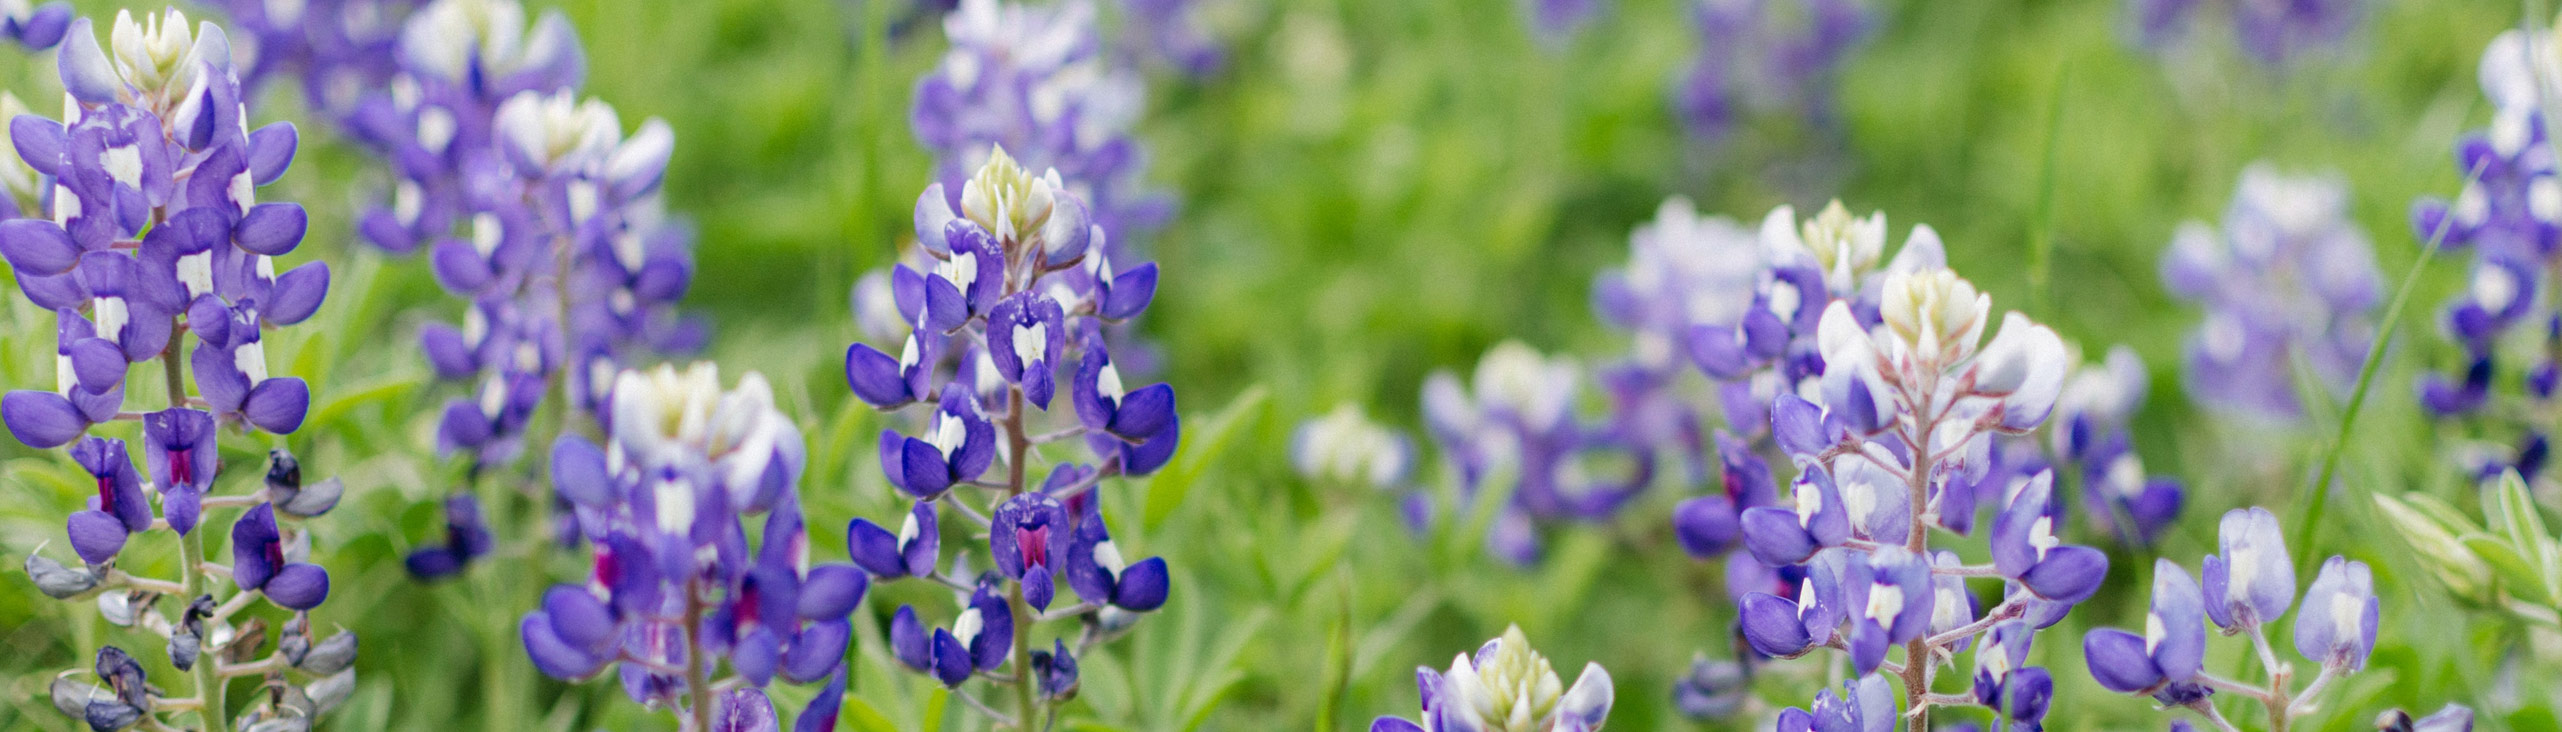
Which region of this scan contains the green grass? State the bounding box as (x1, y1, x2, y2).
(1, 0, 2556, 729)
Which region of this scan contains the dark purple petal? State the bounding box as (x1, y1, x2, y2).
(0, 218, 79, 275)
(798, 565, 867, 620)
(67, 510, 126, 564)
(420, 324, 476, 378)
(263, 564, 330, 609)
(891, 606, 932, 671)
(782, 619, 850, 684)
(1740, 506, 1817, 567)
(430, 238, 493, 292)
(10, 114, 64, 176)
(2022, 545, 2109, 603)
(262, 262, 328, 325)
(243, 378, 311, 434)
(1114, 556, 1171, 611)
(231, 503, 281, 590)
(930, 629, 972, 687)
(67, 338, 124, 394)
(1739, 591, 1814, 657)
(2082, 628, 2164, 694)
(1772, 394, 1828, 457)
(233, 203, 307, 255)
(732, 626, 780, 687)
(845, 343, 913, 408)
(1101, 263, 1158, 320)
(1673, 495, 1741, 558)
(246, 122, 295, 185)
(898, 438, 952, 497)
(847, 517, 907, 577)
(1687, 324, 1753, 380)
(3, 390, 88, 448)
(1107, 383, 1175, 439)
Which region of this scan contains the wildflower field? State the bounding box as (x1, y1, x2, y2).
(0, 0, 2554, 729)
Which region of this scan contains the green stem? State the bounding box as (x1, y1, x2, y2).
(2286, 157, 2474, 573)
(179, 521, 227, 732)
(1005, 385, 1037, 729)
(686, 577, 714, 731)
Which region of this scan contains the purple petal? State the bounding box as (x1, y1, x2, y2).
(67, 510, 126, 564)
(243, 378, 311, 434)
(1114, 556, 1171, 611)
(798, 566, 868, 619)
(263, 563, 330, 609)
(0, 218, 80, 275)
(2081, 628, 2164, 694)
(262, 262, 328, 325)
(53, 18, 116, 104)
(3, 390, 88, 448)
(233, 203, 307, 255)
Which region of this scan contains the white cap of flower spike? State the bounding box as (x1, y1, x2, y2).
(1440, 625, 1613, 732)
(494, 89, 622, 173)
(108, 8, 207, 110)
(1879, 267, 1991, 369)
(609, 362, 803, 508)
(960, 145, 1060, 250)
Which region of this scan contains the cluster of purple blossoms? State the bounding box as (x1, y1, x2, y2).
(195, 0, 419, 117)
(1418, 341, 1656, 565)
(2408, 26, 2562, 482)
(2126, 0, 2363, 68)
(522, 363, 854, 730)
(2052, 346, 2185, 548)
(1114, 0, 1224, 77)
(1369, 625, 1614, 732)
(1673, 0, 1873, 143)
(843, 147, 1178, 726)
(8, 10, 356, 730)
(343, 0, 696, 472)
(1522, 0, 1605, 45)
(2081, 508, 2381, 731)
(1717, 255, 2088, 727)
(914, 0, 1169, 259)
(2161, 163, 2381, 422)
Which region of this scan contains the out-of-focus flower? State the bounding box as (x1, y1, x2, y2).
(2162, 163, 2379, 420)
(2126, 0, 2362, 68)
(1293, 403, 1416, 488)
(1676, 0, 1872, 143)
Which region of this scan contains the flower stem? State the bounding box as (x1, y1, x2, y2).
(178, 524, 228, 732)
(1004, 385, 1038, 729)
(1898, 406, 1937, 729)
(685, 577, 714, 731)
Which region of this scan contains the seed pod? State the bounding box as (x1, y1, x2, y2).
(25, 553, 99, 599)
(278, 477, 342, 518)
(50, 676, 112, 719)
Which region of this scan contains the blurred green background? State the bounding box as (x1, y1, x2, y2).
(2, 0, 2553, 729)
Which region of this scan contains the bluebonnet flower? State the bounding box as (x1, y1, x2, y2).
(196, 0, 419, 114)
(404, 493, 496, 579)
(1115, 0, 1224, 76)
(2052, 346, 2184, 546)
(1292, 403, 1417, 490)
(1523, 0, 1603, 44)
(327, 0, 696, 478)
(915, 0, 1168, 256)
(1419, 341, 1655, 564)
(1368, 625, 1614, 732)
(846, 149, 1180, 726)
(1675, 0, 1873, 143)
(6, 24, 358, 730)
(3, 7, 326, 450)
(2082, 507, 2372, 729)
(2126, 0, 2362, 68)
(1672, 655, 1748, 720)
(2162, 163, 2380, 421)
(527, 363, 852, 729)
(1725, 257, 2088, 727)
(2409, 26, 2562, 482)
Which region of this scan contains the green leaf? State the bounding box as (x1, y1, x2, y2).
(922, 686, 948, 732)
(2494, 470, 2554, 579)
(1142, 384, 1269, 529)
(2462, 533, 2552, 605)
(838, 697, 900, 732)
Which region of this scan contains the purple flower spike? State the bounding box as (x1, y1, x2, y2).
(1990, 471, 2110, 603)
(987, 293, 1066, 408)
(2202, 507, 2294, 631)
(2293, 555, 2378, 671)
